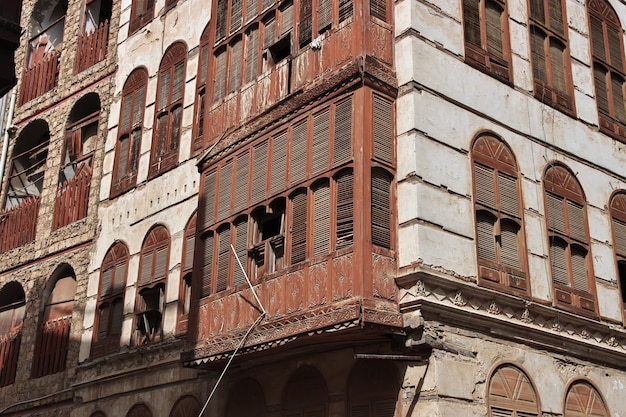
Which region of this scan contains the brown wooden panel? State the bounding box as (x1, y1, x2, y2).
(265, 276, 284, 317)
(308, 261, 328, 307)
(332, 252, 353, 301)
(372, 253, 396, 300)
(285, 270, 305, 314)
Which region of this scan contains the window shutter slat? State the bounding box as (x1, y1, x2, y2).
(101, 268, 113, 296)
(199, 44, 209, 85)
(313, 182, 330, 256)
(214, 49, 227, 102)
(271, 131, 288, 192)
(371, 170, 391, 248)
(110, 299, 124, 337)
(611, 74, 626, 122)
(590, 15, 606, 60)
(202, 171, 217, 228)
(184, 235, 195, 271)
(233, 218, 248, 287)
(154, 247, 168, 280)
(338, 0, 353, 23)
(550, 239, 569, 286)
(280, 2, 294, 34)
(312, 109, 330, 174)
(498, 172, 519, 216)
(373, 96, 393, 164)
(290, 121, 308, 183)
(477, 212, 497, 262)
(613, 218, 626, 255)
(475, 164, 496, 208)
(550, 39, 566, 92)
(246, 0, 258, 22)
(231, 0, 243, 33)
(299, 0, 312, 47)
(571, 245, 588, 291)
(334, 98, 352, 164)
(370, 0, 387, 21)
(548, 0, 563, 35)
(235, 152, 250, 211)
(140, 253, 153, 285)
(485, 2, 504, 59)
(463, 0, 481, 47)
(546, 193, 566, 234)
(216, 0, 227, 41)
(114, 263, 126, 294)
(218, 162, 233, 220)
(201, 233, 214, 297)
(318, 0, 332, 32)
(264, 16, 276, 49)
(117, 137, 129, 178)
(98, 304, 110, 339)
(217, 227, 231, 292)
(158, 69, 171, 110)
(529, 0, 544, 23)
(566, 200, 586, 241)
(133, 86, 145, 129)
(229, 39, 243, 93)
(252, 142, 268, 203)
(500, 220, 520, 268)
(336, 171, 353, 249)
(594, 65, 610, 115)
(120, 93, 133, 133)
(291, 191, 308, 264)
(172, 62, 185, 103)
(608, 27, 623, 71)
(246, 27, 259, 83)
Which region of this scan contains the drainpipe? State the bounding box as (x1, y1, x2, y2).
(0, 87, 17, 186)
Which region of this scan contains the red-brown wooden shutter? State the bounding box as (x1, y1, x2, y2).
(318, 0, 332, 32)
(110, 299, 124, 337)
(133, 85, 146, 129)
(202, 171, 217, 228)
(613, 218, 626, 255)
(114, 262, 126, 293)
(590, 15, 605, 60)
(218, 162, 233, 220)
(281, 2, 294, 34)
(312, 109, 330, 174)
(184, 234, 195, 271)
(549, 0, 563, 33)
(233, 217, 248, 287)
(231, 0, 243, 33)
(546, 193, 566, 234)
(252, 142, 268, 202)
(139, 253, 153, 285)
(235, 152, 250, 211)
(485, 2, 504, 59)
(201, 232, 215, 297)
(608, 27, 623, 69)
(313, 181, 330, 256)
(611, 74, 626, 122)
(489, 365, 540, 417)
(334, 98, 352, 164)
(531, 30, 548, 83)
(271, 131, 288, 192)
(371, 169, 391, 248)
(476, 211, 497, 262)
(264, 15, 276, 48)
(565, 382, 609, 417)
(214, 48, 227, 101)
(120, 93, 133, 133)
(291, 121, 308, 183)
(101, 267, 113, 297)
(117, 136, 129, 179)
(154, 246, 168, 280)
(262, 0, 273, 11)
(158, 69, 170, 111)
(463, 0, 481, 47)
(229, 38, 243, 93)
(246, 0, 259, 22)
(246, 26, 259, 83)
(550, 39, 566, 92)
(594, 65, 610, 115)
(216, 226, 231, 292)
(98, 304, 110, 339)
(336, 170, 353, 249)
(172, 62, 185, 103)
(570, 245, 588, 291)
(338, 0, 353, 23)
(475, 164, 496, 208)
(370, 0, 387, 21)
(291, 190, 308, 263)
(198, 44, 209, 86)
(500, 220, 520, 268)
(566, 200, 586, 241)
(299, 0, 312, 47)
(550, 238, 569, 285)
(216, 0, 228, 41)
(373, 95, 393, 165)
(498, 172, 518, 216)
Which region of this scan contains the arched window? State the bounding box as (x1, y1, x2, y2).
(488, 364, 540, 417)
(27, 0, 67, 66)
(127, 403, 153, 417)
(111, 68, 148, 197)
(149, 42, 187, 178)
(472, 134, 528, 294)
(135, 225, 170, 345)
(544, 165, 596, 315)
(463, 0, 511, 81)
(0, 282, 25, 387)
(170, 395, 201, 417)
(55, 93, 100, 229)
(92, 242, 128, 357)
(529, 0, 573, 113)
(225, 379, 266, 417)
(282, 367, 328, 417)
(32, 266, 77, 378)
(129, 0, 155, 34)
(177, 214, 196, 335)
(588, 0, 626, 140)
(564, 381, 609, 417)
(347, 361, 400, 417)
(609, 192, 626, 322)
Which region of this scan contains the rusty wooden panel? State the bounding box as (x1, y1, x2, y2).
(225, 292, 240, 331)
(225, 94, 239, 131)
(334, 22, 354, 67)
(332, 252, 353, 301)
(293, 51, 311, 92)
(275, 59, 290, 101)
(256, 72, 272, 112)
(285, 270, 305, 314)
(308, 261, 328, 308)
(368, 20, 392, 65)
(318, 36, 332, 74)
(372, 253, 396, 301)
(265, 276, 284, 318)
(209, 297, 226, 335)
(75, 20, 109, 73)
(207, 106, 225, 143)
(196, 303, 210, 341)
(240, 84, 255, 121)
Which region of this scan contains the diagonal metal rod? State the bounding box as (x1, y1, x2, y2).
(231, 244, 266, 314)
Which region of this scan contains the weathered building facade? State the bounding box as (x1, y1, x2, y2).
(1, 0, 626, 415)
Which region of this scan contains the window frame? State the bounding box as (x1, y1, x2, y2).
(129, 0, 155, 35)
(609, 191, 626, 324)
(487, 364, 541, 417)
(176, 213, 196, 336)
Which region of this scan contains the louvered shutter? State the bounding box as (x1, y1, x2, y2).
(476, 212, 497, 262)
(140, 252, 153, 285)
(548, 0, 563, 35)
(370, 0, 387, 21)
(611, 74, 626, 122)
(529, 0, 544, 23)
(264, 16, 276, 49)
(246, 0, 258, 22)
(111, 299, 124, 338)
(158, 69, 171, 111)
(490, 409, 514, 417)
(546, 193, 566, 234)
(349, 404, 370, 417)
(570, 245, 588, 291)
(233, 217, 248, 287)
(217, 226, 231, 292)
(120, 93, 133, 133)
(133, 85, 146, 129)
(198, 44, 209, 86)
(172, 62, 185, 103)
(500, 220, 520, 268)
(594, 65, 610, 115)
(312, 109, 330, 173)
(336, 171, 353, 249)
(590, 15, 605, 60)
(117, 136, 129, 178)
(463, 0, 481, 47)
(169, 105, 182, 154)
(475, 164, 496, 208)
(550, 39, 566, 92)
(550, 239, 569, 285)
(608, 27, 623, 70)
(613, 218, 626, 255)
(334, 98, 352, 163)
(485, 2, 504, 59)
(291, 121, 308, 183)
(216, 0, 228, 41)
(318, 0, 332, 32)
(252, 142, 268, 202)
(184, 234, 195, 271)
(246, 27, 259, 83)
(201, 233, 214, 297)
(566, 200, 586, 241)
(235, 152, 250, 211)
(299, 0, 312, 47)
(214, 49, 227, 101)
(338, 0, 353, 23)
(374, 400, 396, 417)
(131, 129, 141, 174)
(271, 131, 288, 192)
(531, 31, 547, 82)
(371, 170, 391, 248)
(154, 247, 168, 281)
(114, 262, 127, 294)
(498, 172, 518, 216)
(202, 171, 217, 228)
(281, 2, 294, 34)
(98, 304, 110, 339)
(231, 0, 243, 33)
(313, 182, 330, 256)
(101, 267, 113, 297)
(218, 162, 233, 220)
(262, 0, 272, 11)
(229, 39, 243, 93)
(373, 95, 393, 164)
(291, 190, 308, 264)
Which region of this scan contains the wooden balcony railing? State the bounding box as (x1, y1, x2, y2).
(32, 316, 71, 378)
(19, 51, 59, 105)
(53, 165, 92, 230)
(75, 20, 109, 73)
(0, 332, 21, 387)
(0, 196, 40, 253)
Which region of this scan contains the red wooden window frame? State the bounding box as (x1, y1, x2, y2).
(564, 381, 609, 417)
(92, 242, 128, 358)
(149, 42, 187, 178)
(488, 364, 540, 417)
(176, 214, 196, 335)
(609, 192, 626, 323)
(135, 225, 170, 345)
(111, 68, 148, 198)
(528, 0, 574, 114)
(544, 164, 597, 316)
(472, 133, 529, 296)
(463, 0, 512, 82)
(129, 0, 155, 35)
(587, 0, 626, 141)
(0, 282, 25, 387)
